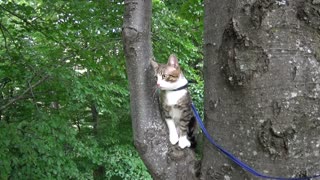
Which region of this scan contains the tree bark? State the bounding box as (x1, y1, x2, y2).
(202, 0, 320, 179)
(122, 0, 198, 179)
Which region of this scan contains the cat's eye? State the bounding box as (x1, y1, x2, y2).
(162, 74, 166, 79)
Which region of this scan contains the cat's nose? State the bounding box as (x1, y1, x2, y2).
(157, 83, 160, 87)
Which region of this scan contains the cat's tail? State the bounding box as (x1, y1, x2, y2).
(187, 116, 197, 148)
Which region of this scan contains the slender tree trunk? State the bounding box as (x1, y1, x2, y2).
(122, 0, 198, 179)
(202, 0, 320, 179)
(90, 103, 106, 180)
(91, 103, 99, 136)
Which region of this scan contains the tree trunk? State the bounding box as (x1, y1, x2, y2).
(122, 0, 198, 179)
(202, 0, 320, 179)
(91, 103, 99, 136)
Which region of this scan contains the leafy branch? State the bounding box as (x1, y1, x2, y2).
(0, 4, 68, 49)
(0, 75, 50, 111)
(0, 22, 9, 52)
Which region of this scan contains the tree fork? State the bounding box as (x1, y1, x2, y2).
(122, 0, 198, 179)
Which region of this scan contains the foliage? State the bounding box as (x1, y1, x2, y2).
(153, 0, 204, 117)
(0, 0, 150, 179)
(0, 0, 203, 179)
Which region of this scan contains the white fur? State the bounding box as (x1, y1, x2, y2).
(157, 74, 188, 91)
(165, 89, 187, 106)
(166, 119, 179, 145)
(178, 135, 191, 149)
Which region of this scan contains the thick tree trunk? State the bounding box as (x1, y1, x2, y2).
(122, 0, 198, 179)
(202, 0, 320, 179)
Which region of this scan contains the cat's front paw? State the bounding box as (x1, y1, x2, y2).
(178, 136, 191, 149)
(169, 133, 179, 145)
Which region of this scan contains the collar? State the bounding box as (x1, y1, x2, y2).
(170, 83, 188, 91)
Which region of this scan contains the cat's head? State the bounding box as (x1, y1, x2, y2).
(151, 54, 188, 91)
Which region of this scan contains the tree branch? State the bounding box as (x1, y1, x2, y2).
(0, 75, 50, 111)
(0, 22, 9, 52)
(0, 4, 68, 49)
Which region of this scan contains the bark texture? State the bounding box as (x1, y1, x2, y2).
(202, 0, 320, 179)
(122, 0, 198, 179)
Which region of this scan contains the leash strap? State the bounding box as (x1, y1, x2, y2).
(191, 103, 320, 180)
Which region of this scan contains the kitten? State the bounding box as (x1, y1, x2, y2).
(151, 54, 196, 149)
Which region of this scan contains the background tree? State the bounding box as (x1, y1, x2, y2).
(202, 0, 320, 179)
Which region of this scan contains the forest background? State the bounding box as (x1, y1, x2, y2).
(0, 0, 203, 179)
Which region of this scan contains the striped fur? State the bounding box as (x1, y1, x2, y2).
(151, 54, 196, 149)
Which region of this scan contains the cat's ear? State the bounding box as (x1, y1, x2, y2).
(151, 59, 159, 70)
(168, 54, 179, 68)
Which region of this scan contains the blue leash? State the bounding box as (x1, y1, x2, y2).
(191, 103, 320, 180)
